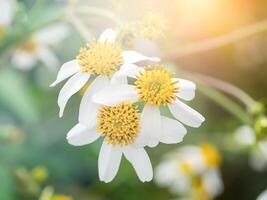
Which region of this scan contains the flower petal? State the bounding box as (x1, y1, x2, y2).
(234, 125, 255, 145)
(98, 142, 122, 183)
(257, 189, 267, 200)
(0, 0, 16, 26)
(110, 64, 144, 84)
(58, 72, 90, 117)
(37, 46, 59, 69)
(123, 145, 153, 182)
(34, 23, 69, 45)
(79, 76, 109, 126)
(50, 60, 80, 87)
(11, 51, 37, 70)
(160, 116, 187, 144)
(92, 84, 139, 106)
(202, 170, 223, 198)
(66, 123, 99, 146)
(122, 50, 160, 64)
(135, 105, 161, 147)
(174, 78, 196, 101)
(168, 99, 205, 127)
(98, 28, 116, 43)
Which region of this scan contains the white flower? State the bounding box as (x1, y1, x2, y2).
(92, 67, 205, 147)
(257, 189, 267, 200)
(0, 0, 16, 28)
(155, 144, 223, 199)
(66, 86, 153, 182)
(234, 125, 267, 171)
(11, 23, 69, 71)
(50, 28, 160, 117)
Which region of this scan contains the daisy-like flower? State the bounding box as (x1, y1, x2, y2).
(0, 0, 16, 39)
(257, 189, 267, 200)
(234, 121, 267, 171)
(11, 23, 69, 71)
(67, 103, 153, 182)
(50, 28, 160, 117)
(155, 144, 223, 200)
(93, 65, 205, 147)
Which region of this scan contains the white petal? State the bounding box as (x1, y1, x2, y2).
(0, 0, 16, 26)
(110, 64, 144, 84)
(135, 105, 161, 147)
(92, 84, 139, 106)
(202, 170, 223, 198)
(174, 78, 196, 101)
(234, 125, 255, 145)
(50, 60, 80, 87)
(58, 72, 90, 117)
(66, 123, 99, 146)
(79, 76, 109, 126)
(168, 99, 205, 127)
(257, 189, 267, 200)
(123, 145, 153, 182)
(34, 23, 69, 45)
(98, 28, 116, 43)
(37, 46, 59, 69)
(98, 142, 122, 183)
(160, 116, 187, 144)
(122, 50, 160, 64)
(11, 50, 37, 70)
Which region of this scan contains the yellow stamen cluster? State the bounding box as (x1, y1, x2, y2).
(200, 143, 222, 168)
(76, 40, 123, 76)
(117, 23, 136, 49)
(180, 161, 192, 175)
(52, 195, 73, 200)
(138, 13, 168, 40)
(0, 25, 5, 41)
(135, 69, 179, 106)
(97, 103, 140, 146)
(17, 38, 38, 54)
(192, 177, 210, 200)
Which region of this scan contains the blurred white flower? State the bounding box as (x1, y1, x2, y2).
(234, 125, 267, 171)
(155, 144, 223, 199)
(67, 100, 153, 183)
(0, 0, 16, 30)
(93, 67, 204, 147)
(11, 23, 69, 71)
(50, 28, 160, 117)
(257, 189, 267, 200)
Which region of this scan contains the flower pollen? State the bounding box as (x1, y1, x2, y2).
(97, 103, 140, 146)
(200, 143, 221, 168)
(17, 38, 38, 54)
(135, 68, 179, 106)
(76, 40, 123, 76)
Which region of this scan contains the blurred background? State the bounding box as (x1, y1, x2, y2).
(0, 0, 267, 199)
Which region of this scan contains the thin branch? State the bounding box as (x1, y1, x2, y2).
(165, 19, 267, 59)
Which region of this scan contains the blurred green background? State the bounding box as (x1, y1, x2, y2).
(1, 0, 267, 199)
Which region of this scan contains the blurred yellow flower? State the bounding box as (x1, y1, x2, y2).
(200, 143, 222, 168)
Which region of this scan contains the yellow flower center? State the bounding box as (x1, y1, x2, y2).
(192, 177, 211, 200)
(180, 161, 192, 175)
(200, 143, 221, 168)
(97, 103, 140, 146)
(76, 40, 123, 76)
(138, 13, 167, 40)
(0, 25, 5, 41)
(135, 69, 179, 106)
(52, 195, 73, 200)
(17, 38, 38, 54)
(31, 166, 48, 183)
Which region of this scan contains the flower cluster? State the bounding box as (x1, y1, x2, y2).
(51, 28, 205, 182)
(155, 144, 223, 200)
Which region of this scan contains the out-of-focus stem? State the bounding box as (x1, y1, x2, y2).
(68, 14, 92, 41)
(75, 6, 123, 25)
(165, 19, 267, 59)
(184, 71, 257, 110)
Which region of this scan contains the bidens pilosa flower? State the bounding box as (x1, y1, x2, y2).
(11, 23, 69, 71)
(67, 101, 153, 183)
(155, 144, 223, 200)
(50, 28, 160, 117)
(93, 65, 204, 147)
